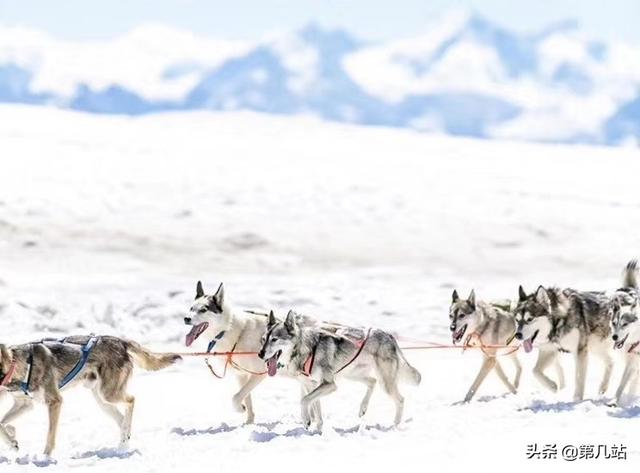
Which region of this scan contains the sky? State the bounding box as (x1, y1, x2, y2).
(0, 0, 639, 44)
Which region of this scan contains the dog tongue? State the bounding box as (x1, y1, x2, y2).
(185, 326, 200, 347)
(267, 357, 278, 377)
(523, 339, 533, 353)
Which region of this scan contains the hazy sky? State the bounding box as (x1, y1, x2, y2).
(1, 0, 638, 44)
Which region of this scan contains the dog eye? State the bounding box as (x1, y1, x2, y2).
(199, 308, 207, 314)
(271, 337, 278, 342)
(459, 314, 465, 318)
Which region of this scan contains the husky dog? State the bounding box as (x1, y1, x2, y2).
(449, 289, 522, 402)
(610, 260, 640, 405)
(258, 310, 421, 429)
(514, 285, 612, 400)
(0, 335, 179, 455)
(184, 281, 322, 424)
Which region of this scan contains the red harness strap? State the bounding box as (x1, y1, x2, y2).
(0, 361, 17, 387)
(302, 345, 317, 377)
(302, 328, 371, 377)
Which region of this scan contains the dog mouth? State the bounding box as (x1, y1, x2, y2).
(522, 330, 539, 353)
(452, 324, 467, 344)
(265, 350, 282, 377)
(614, 333, 629, 350)
(185, 322, 209, 347)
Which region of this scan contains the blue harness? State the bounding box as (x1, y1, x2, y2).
(20, 336, 99, 395)
(206, 331, 226, 353)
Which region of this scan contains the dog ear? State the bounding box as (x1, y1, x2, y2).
(452, 289, 459, 303)
(468, 289, 476, 308)
(213, 283, 224, 306)
(196, 281, 204, 299)
(268, 310, 276, 327)
(535, 286, 550, 306)
(284, 310, 297, 334)
(518, 285, 527, 301)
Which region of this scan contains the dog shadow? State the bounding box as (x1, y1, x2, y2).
(172, 421, 280, 437)
(250, 426, 320, 443)
(15, 454, 58, 467)
(0, 456, 9, 465)
(607, 405, 640, 418)
(519, 398, 610, 413)
(251, 422, 402, 443)
(72, 447, 141, 460)
(333, 423, 397, 435)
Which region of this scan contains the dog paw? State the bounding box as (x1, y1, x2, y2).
(359, 405, 367, 417)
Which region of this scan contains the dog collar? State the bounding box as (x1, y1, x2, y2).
(206, 331, 226, 353)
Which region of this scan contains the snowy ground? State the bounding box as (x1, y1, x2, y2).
(0, 104, 639, 471)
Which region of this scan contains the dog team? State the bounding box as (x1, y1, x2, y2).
(0, 261, 639, 456)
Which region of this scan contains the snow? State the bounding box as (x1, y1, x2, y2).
(0, 105, 639, 471)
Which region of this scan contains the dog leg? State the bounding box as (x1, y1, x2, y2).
(301, 381, 337, 430)
(120, 394, 135, 447)
(358, 377, 377, 417)
(554, 358, 565, 390)
(44, 393, 62, 456)
(0, 396, 33, 450)
(232, 374, 264, 424)
(493, 360, 517, 394)
(614, 357, 637, 406)
(463, 356, 496, 402)
(510, 353, 522, 390)
(301, 382, 323, 430)
(573, 348, 588, 401)
(92, 388, 124, 428)
(533, 350, 559, 392)
(384, 381, 405, 426)
(598, 351, 614, 396)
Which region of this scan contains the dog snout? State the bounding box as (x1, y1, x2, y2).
(449, 323, 456, 332)
(257, 349, 265, 360)
(184, 317, 192, 325)
(515, 332, 523, 340)
(612, 334, 619, 341)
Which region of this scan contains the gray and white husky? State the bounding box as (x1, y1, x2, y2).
(449, 289, 522, 402)
(258, 310, 421, 429)
(514, 285, 613, 400)
(184, 281, 321, 424)
(609, 260, 640, 405)
(0, 335, 179, 455)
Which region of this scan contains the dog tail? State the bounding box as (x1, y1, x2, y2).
(126, 341, 181, 371)
(393, 338, 421, 386)
(622, 260, 639, 289)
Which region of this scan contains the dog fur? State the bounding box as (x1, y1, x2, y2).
(0, 335, 179, 455)
(449, 289, 522, 402)
(514, 285, 612, 400)
(258, 310, 421, 429)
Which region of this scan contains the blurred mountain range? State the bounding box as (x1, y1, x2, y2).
(1, 10, 639, 145)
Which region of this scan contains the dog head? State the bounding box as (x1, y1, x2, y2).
(183, 281, 230, 347)
(610, 294, 640, 351)
(513, 285, 553, 353)
(258, 310, 299, 377)
(449, 289, 480, 344)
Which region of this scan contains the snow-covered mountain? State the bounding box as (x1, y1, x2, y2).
(1, 11, 639, 145)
